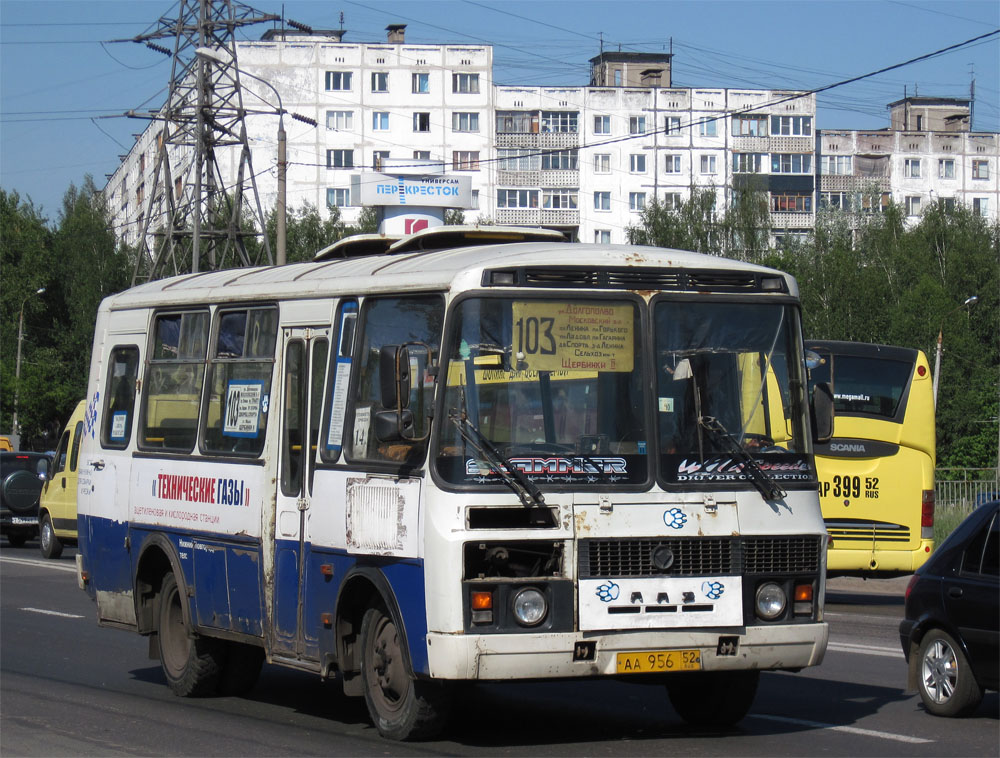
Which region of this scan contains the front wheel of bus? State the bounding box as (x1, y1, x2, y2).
(360, 604, 452, 740)
(666, 670, 759, 726)
(157, 572, 223, 697)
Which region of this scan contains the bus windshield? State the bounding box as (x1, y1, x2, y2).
(435, 296, 648, 487)
(654, 300, 812, 488)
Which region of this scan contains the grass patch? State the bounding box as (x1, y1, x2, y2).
(934, 502, 975, 546)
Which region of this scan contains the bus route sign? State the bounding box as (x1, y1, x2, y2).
(511, 301, 633, 373)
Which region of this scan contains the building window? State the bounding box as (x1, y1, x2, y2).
(542, 188, 578, 209)
(595, 229, 611, 244)
(327, 188, 350, 208)
(665, 154, 682, 173)
(498, 148, 539, 171)
(326, 149, 354, 169)
(452, 73, 479, 93)
(497, 189, 538, 209)
(372, 151, 390, 170)
(594, 115, 611, 135)
(371, 72, 389, 92)
(614, 69, 622, 87)
(698, 119, 717, 137)
(732, 116, 767, 136)
(905, 195, 922, 216)
(665, 116, 682, 135)
(452, 112, 480, 132)
(497, 111, 539, 134)
(541, 111, 578, 133)
(972, 197, 989, 216)
(820, 191, 852, 211)
(733, 153, 764, 173)
(174, 177, 183, 199)
(771, 193, 812, 213)
(700, 155, 717, 174)
(629, 116, 646, 135)
(820, 155, 852, 175)
(412, 73, 430, 93)
(629, 192, 646, 211)
(325, 71, 352, 91)
(904, 158, 921, 178)
(770, 115, 811, 136)
(972, 160, 990, 180)
(938, 159, 955, 179)
(471, 189, 479, 209)
(594, 154, 611, 173)
(663, 192, 682, 209)
(372, 112, 389, 131)
(326, 110, 354, 131)
(629, 154, 646, 173)
(452, 151, 480, 171)
(940, 197, 957, 213)
(771, 153, 811, 174)
(413, 112, 431, 132)
(594, 191, 611, 211)
(413, 151, 431, 160)
(542, 149, 578, 171)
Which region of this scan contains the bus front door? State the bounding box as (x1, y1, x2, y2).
(272, 327, 329, 659)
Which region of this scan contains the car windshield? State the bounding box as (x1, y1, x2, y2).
(435, 296, 648, 488)
(653, 300, 813, 488)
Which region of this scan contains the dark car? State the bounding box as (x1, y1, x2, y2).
(900, 499, 999, 716)
(0, 452, 52, 547)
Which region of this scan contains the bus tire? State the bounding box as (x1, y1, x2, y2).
(666, 670, 759, 726)
(157, 572, 223, 697)
(39, 514, 63, 559)
(360, 604, 452, 740)
(218, 642, 265, 696)
(917, 628, 983, 717)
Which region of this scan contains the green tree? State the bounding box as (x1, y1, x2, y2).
(265, 203, 348, 263)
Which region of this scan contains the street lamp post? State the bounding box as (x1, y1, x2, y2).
(932, 295, 979, 410)
(195, 48, 316, 266)
(12, 287, 46, 437)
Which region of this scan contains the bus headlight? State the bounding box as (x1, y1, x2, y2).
(755, 582, 787, 620)
(512, 587, 547, 626)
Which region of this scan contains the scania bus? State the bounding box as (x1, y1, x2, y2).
(806, 340, 935, 577)
(76, 227, 832, 740)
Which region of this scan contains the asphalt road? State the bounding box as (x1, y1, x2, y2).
(2, 541, 996, 756)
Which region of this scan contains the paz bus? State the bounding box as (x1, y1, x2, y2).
(76, 227, 832, 740)
(805, 340, 935, 577)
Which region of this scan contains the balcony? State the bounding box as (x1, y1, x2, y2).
(496, 132, 580, 149)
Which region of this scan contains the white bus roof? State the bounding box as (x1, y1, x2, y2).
(108, 242, 797, 310)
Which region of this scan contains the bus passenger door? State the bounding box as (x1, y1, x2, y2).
(272, 327, 329, 659)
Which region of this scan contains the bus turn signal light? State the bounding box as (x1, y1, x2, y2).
(793, 583, 813, 616)
(471, 590, 493, 625)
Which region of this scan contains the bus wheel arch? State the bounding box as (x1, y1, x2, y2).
(134, 534, 184, 635)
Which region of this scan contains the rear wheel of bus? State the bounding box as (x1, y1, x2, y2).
(666, 670, 759, 726)
(157, 572, 224, 696)
(360, 603, 452, 740)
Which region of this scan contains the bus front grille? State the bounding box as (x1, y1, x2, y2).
(579, 536, 822, 578)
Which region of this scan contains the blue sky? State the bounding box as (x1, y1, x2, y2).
(1, 0, 997, 222)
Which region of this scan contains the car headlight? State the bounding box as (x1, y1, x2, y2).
(512, 587, 547, 626)
(755, 582, 787, 620)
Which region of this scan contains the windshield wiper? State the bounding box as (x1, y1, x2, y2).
(448, 411, 549, 521)
(698, 416, 786, 501)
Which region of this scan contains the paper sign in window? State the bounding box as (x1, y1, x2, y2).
(511, 302, 633, 373)
(223, 380, 264, 438)
(110, 411, 128, 440)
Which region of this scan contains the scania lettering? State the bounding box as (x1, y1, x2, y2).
(77, 228, 830, 740)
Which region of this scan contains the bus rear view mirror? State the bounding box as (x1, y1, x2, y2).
(811, 381, 834, 443)
(375, 408, 415, 442)
(379, 345, 411, 411)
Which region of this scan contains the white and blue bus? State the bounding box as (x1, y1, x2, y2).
(76, 227, 831, 740)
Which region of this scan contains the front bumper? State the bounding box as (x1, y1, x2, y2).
(425, 622, 828, 680)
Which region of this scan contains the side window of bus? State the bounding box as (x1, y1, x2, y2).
(141, 311, 209, 451)
(348, 295, 443, 465)
(69, 421, 83, 472)
(202, 306, 277, 456)
(103, 346, 140, 449)
(320, 300, 358, 464)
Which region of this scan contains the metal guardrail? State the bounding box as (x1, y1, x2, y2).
(935, 468, 1000, 508)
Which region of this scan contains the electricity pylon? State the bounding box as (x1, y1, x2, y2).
(125, 0, 280, 284)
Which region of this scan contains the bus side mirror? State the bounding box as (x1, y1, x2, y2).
(379, 345, 411, 411)
(811, 382, 834, 444)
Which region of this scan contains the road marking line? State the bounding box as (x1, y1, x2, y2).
(827, 641, 904, 659)
(0, 556, 77, 573)
(750, 714, 932, 743)
(21, 607, 84, 619)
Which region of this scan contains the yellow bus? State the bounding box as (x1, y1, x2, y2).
(806, 340, 935, 577)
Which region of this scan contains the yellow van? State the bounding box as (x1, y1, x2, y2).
(38, 400, 86, 559)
